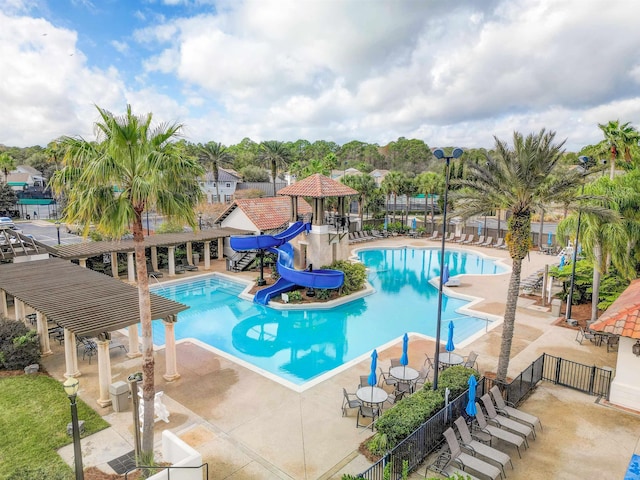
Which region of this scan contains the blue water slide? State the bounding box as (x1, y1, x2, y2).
(254, 276, 298, 305)
(275, 243, 344, 290)
(230, 221, 309, 251)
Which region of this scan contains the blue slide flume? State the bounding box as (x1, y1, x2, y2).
(230, 222, 345, 305)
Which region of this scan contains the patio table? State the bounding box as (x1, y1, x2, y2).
(356, 386, 388, 406)
(439, 352, 464, 367)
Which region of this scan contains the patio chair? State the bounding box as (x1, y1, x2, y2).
(442, 427, 503, 480)
(463, 351, 479, 370)
(77, 337, 98, 364)
(480, 394, 535, 440)
(412, 365, 431, 390)
(390, 358, 402, 369)
(178, 258, 198, 271)
(146, 261, 163, 278)
(489, 385, 542, 433)
(357, 404, 380, 430)
(359, 375, 370, 389)
(427, 451, 482, 480)
(575, 326, 598, 345)
(474, 403, 527, 457)
(377, 367, 398, 389)
(423, 354, 435, 371)
(109, 338, 128, 355)
(605, 334, 619, 353)
(342, 388, 362, 417)
(454, 417, 513, 476)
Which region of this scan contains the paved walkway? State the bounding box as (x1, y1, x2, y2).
(44, 237, 640, 479)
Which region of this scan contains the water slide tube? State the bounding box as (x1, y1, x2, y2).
(230, 222, 345, 305)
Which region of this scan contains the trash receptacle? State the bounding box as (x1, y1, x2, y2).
(109, 381, 130, 412)
(192, 253, 200, 265)
(551, 299, 562, 317)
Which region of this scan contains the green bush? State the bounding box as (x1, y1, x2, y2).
(287, 290, 303, 302)
(325, 260, 367, 295)
(438, 366, 480, 398)
(316, 288, 332, 300)
(0, 319, 41, 370)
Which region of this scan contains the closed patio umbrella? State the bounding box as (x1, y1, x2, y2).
(400, 333, 409, 371)
(368, 349, 378, 387)
(547, 232, 553, 246)
(446, 320, 455, 352)
(442, 264, 450, 285)
(465, 375, 478, 416)
(411, 218, 417, 230)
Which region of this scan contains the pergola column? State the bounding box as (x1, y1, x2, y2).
(63, 328, 80, 378)
(162, 316, 180, 381)
(291, 196, 298, 222)
(127, 252, 135, 283)
(168, 246, 176, 276)
(204, 241, 211, 270)
(15, 299, 25, 323)
(186, 242, 193, 265)
(96, 335, 113, 407)
(78, 258, 87, 268)
(1, 290, 7, 318)
(217, 238, 224, 260)
(151, 247, 159, 271)
(36, 312, 52, 356)
(127, 325, 141, 358)
(111, 252, 119, 279)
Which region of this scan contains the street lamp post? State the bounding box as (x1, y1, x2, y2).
(146, 211, 150, 236)
(431, 147, 463, 390)
(63, 377, 84, 480)
(198, 212, 203, 231)
(566, 156, 590, 323)
(55, 221, 61, 245)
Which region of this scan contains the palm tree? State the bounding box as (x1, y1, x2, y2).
(452, 130, 583, 382)
(381, 171, 405, 223)
(598, 120, 640, 180)
(259, 141, 292, 196)
(50, 104, 204, 456)
(0, 152, 15, 183)
(197, 142, 233, 203)
(341, 173, 377, 224)
(415, 171, 443, 232)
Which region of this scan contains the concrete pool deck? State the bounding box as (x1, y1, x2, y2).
(45, 236, 640, 479)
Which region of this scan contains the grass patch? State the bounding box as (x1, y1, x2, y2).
(0, 374, 109, 478)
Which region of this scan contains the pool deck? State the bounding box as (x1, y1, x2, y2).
(46, 236, 640, 479)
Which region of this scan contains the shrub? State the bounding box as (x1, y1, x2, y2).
(287, 290, 303, 302)
(325, 260, 366, 295)
(0, 319, 41, 370)
(438, 366, 480, 398)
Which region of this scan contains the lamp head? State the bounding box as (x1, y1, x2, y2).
(452, 147, 464, 159)
(633, 340, 640, 357)
(63, 377, 79, 397)
(578, 155, 589, 164)
(433, 148, 445, 159)
(433, 148, 464, 160)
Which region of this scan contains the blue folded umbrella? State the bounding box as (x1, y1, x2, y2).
(368, 349, 378, 386)
(465, 375, 478, 416)
(400, 333, 409, 366)
(446, 321, 455, 352)
(442, 265, 450, 285)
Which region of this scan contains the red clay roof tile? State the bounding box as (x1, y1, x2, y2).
(277, 173, 358, 198)
(590, 278, 640, 339)
(233, 197, 311, 231)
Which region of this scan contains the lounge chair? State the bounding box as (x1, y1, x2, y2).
(342, 388, 362, 416)
(492, 238, 505, 249)
(442, 427, 503, 480)
(109, 338, 128, 355)
(454, 417, 513, 477)
(474, 403, 527, 457)
(146, 261, 163, 278)
(461, 234, 474, 245)
(428, 451, 482, 480)
(489, 386, 542, 433)
(178, 258, 198, 271)
(444, 232, 456, 242)
(454, 234, 467, 244)
(472, 235, 485, 245)
(480, 236, 493, 247)
(426, 231, 440, 241)
(480, 394, 535, 440)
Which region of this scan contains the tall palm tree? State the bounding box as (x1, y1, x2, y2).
(452, 130, 583, 382)
(50, 104, 204, 456)
(197, 142, 233, 203)
(381, 171, 405, 223)
(598, 120, 640, 180)
(0, 152, 15, 183)
(415, 171, 443, 232)
(259, 140, 292, 196)
(341, 173, 377, 224)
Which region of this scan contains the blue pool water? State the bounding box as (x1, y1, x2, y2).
(150, 248, 506, 387)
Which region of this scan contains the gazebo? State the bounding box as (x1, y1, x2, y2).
(0, 258, 188, 407)
(277, 174, 358, 268)
(590, 278, 640, 411)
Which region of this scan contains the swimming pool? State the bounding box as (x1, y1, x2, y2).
(150, 248, 506, 388)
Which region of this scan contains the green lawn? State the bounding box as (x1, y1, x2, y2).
(0, 374, 109, 479)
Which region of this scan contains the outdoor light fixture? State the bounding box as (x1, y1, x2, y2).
(566, 156, 590, 322)
(55, 221, 61, 245)
(432, 147, 463, 390)
(198, 211, 203, 230)
(63, 377, 84, 480)
(633, 340, 640, 357)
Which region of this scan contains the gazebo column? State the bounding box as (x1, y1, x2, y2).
(204, 241, 211, 270)
(78, 258, 87, 268)
(168, 246, 176, 276)
(127, 325, 141, 358)
(111, 252, 119, 279)
(1, 290, 7, 318)
(96, 335, 113, 407)
(291, 196, 298, 222)
(15, 299, 25, 323)
(127, 252, 135, 283)
(151, 247, 159, 271)
(36, 312, 52, 356)
(162, 316, 180, 381)
(186, 242, 193, 265)
(217, 238, 224, 260)
(63, 328, 80, 378)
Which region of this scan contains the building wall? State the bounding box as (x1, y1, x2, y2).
(609, 336, 640, 411)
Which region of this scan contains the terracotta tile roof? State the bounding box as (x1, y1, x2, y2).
(277, 173, 358, 198)
(590, 278, 640, 339)
(233, 197, 312, 231)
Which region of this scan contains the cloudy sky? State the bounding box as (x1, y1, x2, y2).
(1, 0, 640, 151)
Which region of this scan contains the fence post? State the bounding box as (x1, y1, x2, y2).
(588, 365, 596, 395)
(554, 356, 561, 385)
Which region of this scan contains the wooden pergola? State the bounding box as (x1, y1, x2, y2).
(0, 258, 188, 407)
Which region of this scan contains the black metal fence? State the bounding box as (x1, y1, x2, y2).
(358, 353, 611, 479)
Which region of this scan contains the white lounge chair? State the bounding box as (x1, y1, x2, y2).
(474, 402, 527, 457)
(443, 427, 503, 480)
(490, 386, 542, 433)
(480, 394, 535, 440)
(454, 417, 513, 477)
